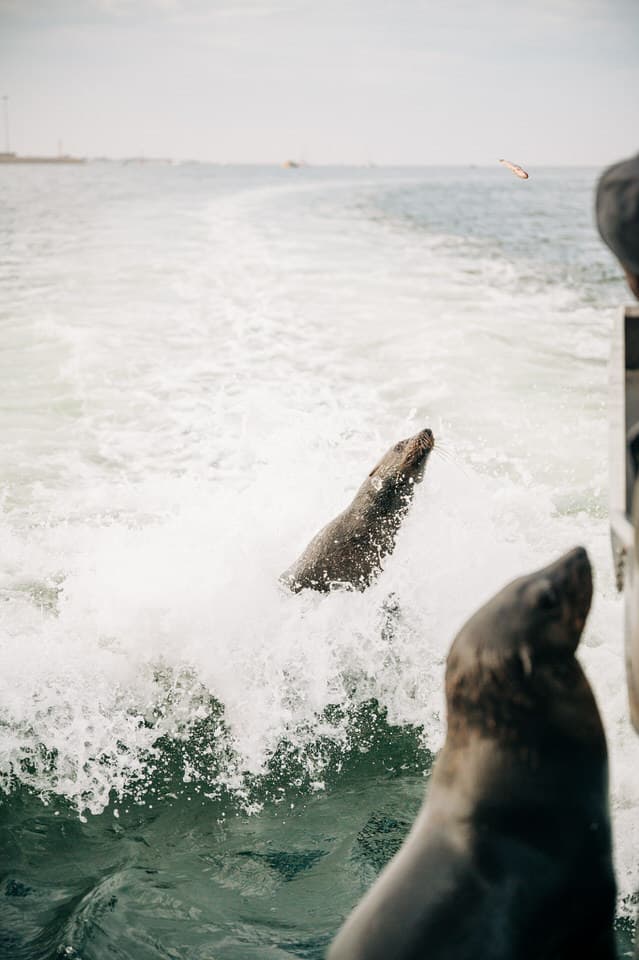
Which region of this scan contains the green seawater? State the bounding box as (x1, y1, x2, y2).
(1, 701, 636, 958)
(1, 707, 434, 959)
(2, 772, 636, 957)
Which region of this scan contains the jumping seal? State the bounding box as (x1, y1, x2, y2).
(328, 547, 617, 960)
(281, 428, 434, 592)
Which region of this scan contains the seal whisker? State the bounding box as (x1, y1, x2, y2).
(431, 447, 453, 462)
(431, 440, 457, 456)
(428, 441, 455, 458)
(431, 448, 471, 479)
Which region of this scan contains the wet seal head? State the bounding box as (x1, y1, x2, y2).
(447, 546, 591, 710)
(281, 427, 434, 593)
(445, 547, 597, 745)
(328, 547, 616, 960)
(367, 428, 434, 497)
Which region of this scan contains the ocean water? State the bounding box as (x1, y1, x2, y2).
(0, 162, 637, 958)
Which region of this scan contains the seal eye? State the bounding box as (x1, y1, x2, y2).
(537, 584, 559, 612)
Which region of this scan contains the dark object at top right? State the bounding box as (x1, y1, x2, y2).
(596, 153, 639, 298)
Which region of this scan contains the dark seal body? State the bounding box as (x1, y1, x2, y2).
(328, 548, 617, 960)
(281, 428, 434, 592)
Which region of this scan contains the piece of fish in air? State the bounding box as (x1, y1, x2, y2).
(499, 158, 529, 180)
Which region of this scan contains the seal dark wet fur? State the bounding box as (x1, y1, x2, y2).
(328, 547, 617, 960)
(281, 428, 434, 592)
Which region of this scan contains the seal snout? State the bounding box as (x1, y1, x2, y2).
(408, 427, 435, 458)
(551, 546, 593, 640)
(401, 427, 435, 481)
(566, 545, 589, 566)
(419, 428, 435, 449)
(560, 545, 591, 588)
(548, 545, 591, 583)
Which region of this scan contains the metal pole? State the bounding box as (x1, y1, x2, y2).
(2, 96, 9, 154)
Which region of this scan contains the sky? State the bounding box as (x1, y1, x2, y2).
(0, 0, 637, 165)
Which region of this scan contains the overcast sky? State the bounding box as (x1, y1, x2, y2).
(1, 0, 637, 165)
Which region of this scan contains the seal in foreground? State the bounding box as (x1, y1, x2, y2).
(328, 548, 616, 960)
(281, 428, 434, 592)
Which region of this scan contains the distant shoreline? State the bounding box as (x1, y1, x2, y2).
(0, 152, 85, 165)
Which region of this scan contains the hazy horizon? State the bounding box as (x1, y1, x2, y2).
(1, 0, 637, 168)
